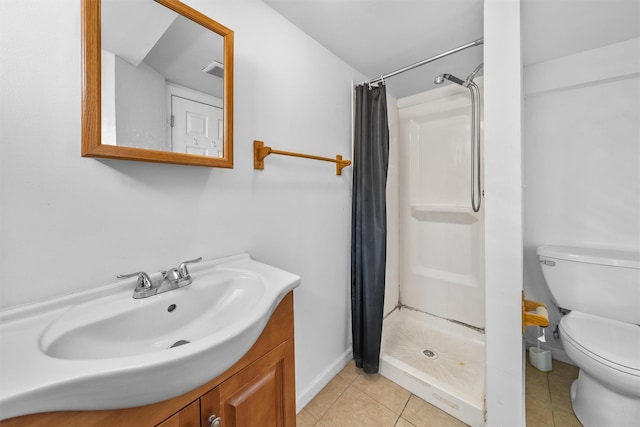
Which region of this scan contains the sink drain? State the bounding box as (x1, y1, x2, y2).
(421, 349, 438, 360)
(169, 340, 190, 348)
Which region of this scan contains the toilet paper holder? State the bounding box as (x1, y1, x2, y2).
(522, 291, 549, 333)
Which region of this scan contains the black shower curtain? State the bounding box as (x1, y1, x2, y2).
(351, 83, 389, 373)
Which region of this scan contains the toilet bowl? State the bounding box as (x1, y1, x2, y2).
(537, 245, 640, 427)
(560, 311, 640, 425)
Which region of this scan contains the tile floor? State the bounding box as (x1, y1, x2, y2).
(525, 357, 582, 427)
(297, 357, 582, 426)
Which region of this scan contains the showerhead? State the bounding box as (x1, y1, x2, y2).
(433, 73, 465, 86)
(434, 63, 483, 89)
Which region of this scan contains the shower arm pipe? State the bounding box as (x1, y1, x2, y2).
(363, 38, 483, 86)
(253, 140, 352, 176)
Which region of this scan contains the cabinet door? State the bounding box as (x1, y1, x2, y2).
(155, 400, 200, 427)
(201, 340, 295, 427)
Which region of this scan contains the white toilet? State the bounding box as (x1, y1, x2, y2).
(537, 245, 640, 427)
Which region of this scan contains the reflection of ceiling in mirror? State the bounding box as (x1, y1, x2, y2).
(144, 15, 224, 98)
(102, 0, 176, 67)
(102, 0, 225, 99)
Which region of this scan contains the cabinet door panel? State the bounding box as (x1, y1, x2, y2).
(224, 362, 282, 426)
(219, 341, 293, 427)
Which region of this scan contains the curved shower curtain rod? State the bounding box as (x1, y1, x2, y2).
(362, 37, 483, 87)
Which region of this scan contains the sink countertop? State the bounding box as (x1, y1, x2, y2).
(0, 253, 300, 420)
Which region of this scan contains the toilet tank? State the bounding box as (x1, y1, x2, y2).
(537, 245, 640, 325)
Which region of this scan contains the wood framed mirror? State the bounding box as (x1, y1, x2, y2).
(82, 0, 234, 167)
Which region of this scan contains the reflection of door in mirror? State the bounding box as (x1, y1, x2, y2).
(171, 96, 223, 157)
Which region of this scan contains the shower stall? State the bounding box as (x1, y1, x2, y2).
(377, 48, 486, 427)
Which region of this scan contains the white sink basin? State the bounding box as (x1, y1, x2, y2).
(41, 272, 265, 360)
(0, 254, 300, 420)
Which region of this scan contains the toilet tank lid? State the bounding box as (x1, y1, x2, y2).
(537, 245, 640, 269)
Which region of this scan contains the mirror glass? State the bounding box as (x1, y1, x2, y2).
(82, 0, 234, 168)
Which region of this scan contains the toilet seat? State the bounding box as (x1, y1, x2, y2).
(560, 311, 640, 376)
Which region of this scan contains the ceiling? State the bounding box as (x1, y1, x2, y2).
(262, 0, 640, 99)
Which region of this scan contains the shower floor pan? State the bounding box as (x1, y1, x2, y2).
(380, 308, 485, 427)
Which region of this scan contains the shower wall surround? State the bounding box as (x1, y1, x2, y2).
(396, 83, 485, 329)
(523, 38, 640, 356)
(0, 0, 366, 412)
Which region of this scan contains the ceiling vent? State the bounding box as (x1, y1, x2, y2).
(202, 60, 224, 78)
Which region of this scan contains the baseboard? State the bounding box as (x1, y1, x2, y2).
(295, 346, 353, 413)
(524, 338, 574, 366)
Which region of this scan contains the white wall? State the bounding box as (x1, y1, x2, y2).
(523, 38, 640, 354)
(484, 0, 524, 425)
(0, 0, 366, 411)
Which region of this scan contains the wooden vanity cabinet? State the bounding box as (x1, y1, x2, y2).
(0, 292, 296, 427)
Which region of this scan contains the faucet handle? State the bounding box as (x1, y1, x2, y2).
(164, 267, 181, 282)
(178, 257, 202, 278)
(117, 271, 153, 289)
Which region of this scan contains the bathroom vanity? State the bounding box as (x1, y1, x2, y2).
(0, 253, 300, 427)
(0, 292, 295, 427)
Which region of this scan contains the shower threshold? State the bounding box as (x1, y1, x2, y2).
(380, 308, 485, 427)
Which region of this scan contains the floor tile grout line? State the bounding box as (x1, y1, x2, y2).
(398, 392, 412, 417)
(313, 408, 321, 424)
(302, 408, 318, 423)
(396, 393, 415, 426)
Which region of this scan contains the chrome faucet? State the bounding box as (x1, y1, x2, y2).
(118, 257, 202, 299)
